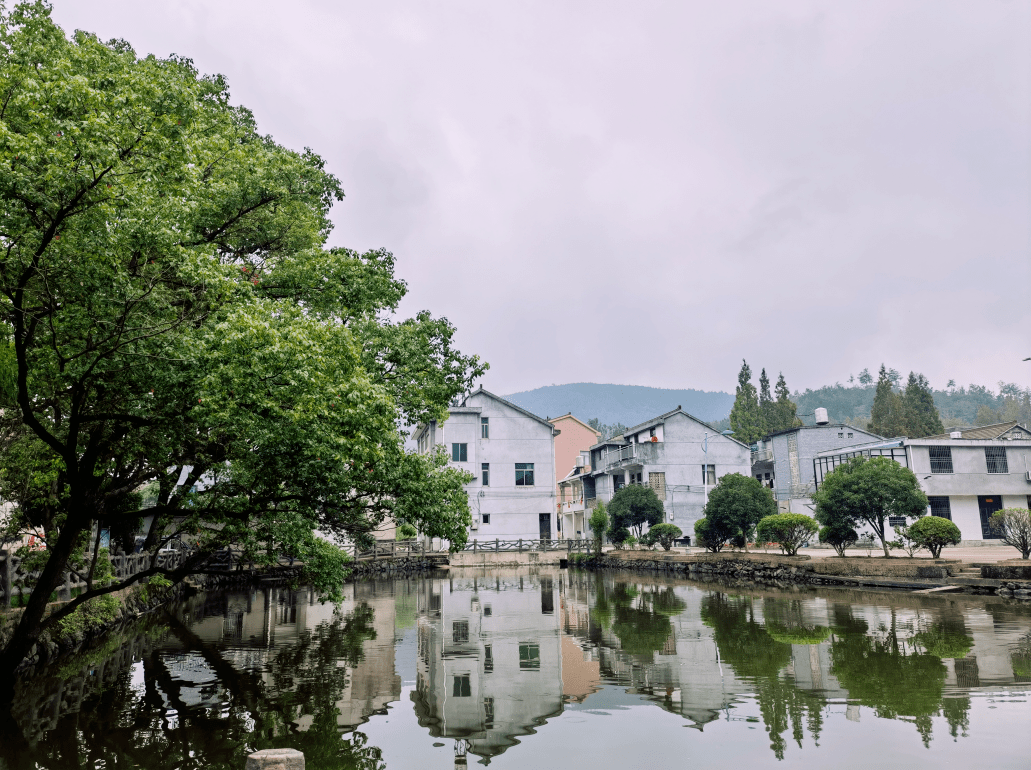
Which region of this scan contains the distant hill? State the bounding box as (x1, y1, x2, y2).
(503, 383, 734, 428)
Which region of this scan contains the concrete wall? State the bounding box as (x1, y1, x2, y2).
(550, 415, 601, 487)
(451, 391, 558, 541)
(771, 424, 881, 495)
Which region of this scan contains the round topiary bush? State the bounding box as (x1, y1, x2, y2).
(819, 523, 859, 557)
(907, 516, 961, 558)
(756, 513, 818, 556)
(647, 523, 683, 551)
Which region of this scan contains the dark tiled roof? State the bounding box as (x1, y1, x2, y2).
(922, 421, 1031, 440)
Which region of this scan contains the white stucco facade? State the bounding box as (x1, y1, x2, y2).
(413, 388, 559, 541)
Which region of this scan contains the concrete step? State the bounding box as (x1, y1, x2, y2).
(946, 577, 1005, 588)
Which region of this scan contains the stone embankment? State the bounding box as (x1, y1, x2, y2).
(573, 551, 1031, 598)
(349, 555, 448, 579)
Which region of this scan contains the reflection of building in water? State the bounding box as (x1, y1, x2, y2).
(412, 571, 565, 761)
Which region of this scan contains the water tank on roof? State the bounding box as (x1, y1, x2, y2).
(815, 408, 829, 425)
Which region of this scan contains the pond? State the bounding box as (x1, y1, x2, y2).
(2, 569, 1030, 769)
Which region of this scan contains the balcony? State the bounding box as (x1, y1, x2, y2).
(602, 442, 661, 469)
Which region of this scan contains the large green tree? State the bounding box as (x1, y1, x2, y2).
(729, 360, 764, 444)
(772, 372, 801, 432)
(608, 484, 664, 540)
(0, 3, 485, 684)
(901, 372, 944, 438)
(867, 364, 906, 437)
(813, 456, 928, 557)
(758, 368, 774, 432)
(694, 472, 775, 551)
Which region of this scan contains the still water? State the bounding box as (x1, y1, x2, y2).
(3, 569, 1031, 769)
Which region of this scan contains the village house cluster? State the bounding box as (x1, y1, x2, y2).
(412, 388, 1031, 547)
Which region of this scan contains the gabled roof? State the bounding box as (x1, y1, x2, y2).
(922, 421, 1031, 441)
(765, 423, 883, 441)
(463, 387, 559, 433)
(549, 412, 602, 437)
(598, 406, 750, 450)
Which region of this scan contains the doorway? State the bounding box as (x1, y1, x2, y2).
(539, 513, 551, 542)
(978, 495, 1003, 539)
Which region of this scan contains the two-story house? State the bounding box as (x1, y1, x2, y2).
(413, 387, 559, 542)
(813, 421, 1031, 543)
(559, 406, 751, 540)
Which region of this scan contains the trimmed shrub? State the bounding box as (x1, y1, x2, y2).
(820, 523, 859, 557)
(907, 516, 961, 558)
(990, 508, 1031, 559)
(756, 514, 818, 556)
(648, 523, 683, 551)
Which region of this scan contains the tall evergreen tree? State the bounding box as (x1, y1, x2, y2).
(773, 373, 801, 432)
(901, 372, 944, 437)
(759, 368, 775, 433)
(868, 364, 906, 437)
(730, 360, 764, 444)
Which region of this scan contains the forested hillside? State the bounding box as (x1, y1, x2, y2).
(503, 383, 734, 428)
(794, 379, 1031, 429)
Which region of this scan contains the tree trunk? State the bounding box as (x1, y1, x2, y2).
(0, 516, 87, 700)
(880, 537, 891, 558)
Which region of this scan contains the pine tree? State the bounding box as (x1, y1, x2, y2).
(759, 368, 775, 434)
(773, 373, 801, 432)
(901, 372, 944, 438)
(729, 360, 764, 444)
(868, 364, 906, 437)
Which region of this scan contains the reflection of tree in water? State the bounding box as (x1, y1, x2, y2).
(701, 593, 823, 759)
(594, 583, 685, 658)
(762, 598, 831, 646)
(828, 606, 971, 747)
(1, 599, 384, 770)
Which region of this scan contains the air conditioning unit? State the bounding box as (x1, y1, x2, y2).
(1025, 471, 1031, 483)
(471, 518, 479, 530)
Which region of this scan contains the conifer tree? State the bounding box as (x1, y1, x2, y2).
(868, 365, 906, 437)
(759, 368, 775, 434)
(730, 360, 764, 444)
(901, 372, 944, 438)
(773, 373, 802, 432)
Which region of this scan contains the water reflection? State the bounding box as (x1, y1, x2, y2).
(2, 571, 1030, 769)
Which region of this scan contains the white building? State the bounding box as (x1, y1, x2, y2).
(558, 407, 751, 541)
(814, 421, 1031, 543)
(413, 388, 559, 541)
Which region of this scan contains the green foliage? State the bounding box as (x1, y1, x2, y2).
(647, 523, 682, 551)
(889, 523, 922, 557)
(697, 473, 776, 552)
(771, 373, 802, 432)
(901, 373, 944, 438)
(53, 594, 120, 638)
(868, 364, 906, 437)
(990, 508, 1031, 559)
(611, 531, 636, 550)
(729, 360, 764, 444)
(756, 514, 818, 556)
(137, 574, 173, 603)
(911, 623, 973, 660)
(396, 523, 418, 540)
(766, 623, 831, 645)
(906, 516, 961, 558)
(819, 523, 859, 557)
(813, 455, 928, 557)
(593, 582, 685, 657)
(608, 485, 664, 539)
(586, 418, 629, 440)
(0, 2, 486, 673)
(588, 501, 608, 555)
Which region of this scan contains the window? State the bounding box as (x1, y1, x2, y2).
(452, 621, 469, 644)
(481, 513, 490, 525)
(452, 443, 468, 462)
(848, 433, 854, 438)
(888, 516, 907, 528)
(481, 462, 490, 486)
(985, 446, 1009, 474)
(702, 464, 716, 485)
(484, 644, 493, 673)
(928, 496, 952, 520)
(452, 674, 471, 697)
(515, 462, 535, 486)
(929, 446, 953, 474)
(483, 604, 492, 617)
(838, 432, 844, 439)
(519, 643, 541, 670)
(648, 472, 666, 498)
(484, 697, 494, 729)
(481, 417, 489, 439)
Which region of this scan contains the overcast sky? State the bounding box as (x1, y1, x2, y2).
(51, 1, 1031, 396)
